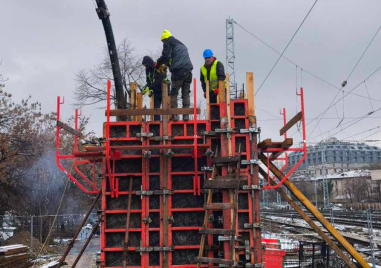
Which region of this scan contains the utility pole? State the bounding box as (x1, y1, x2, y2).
(95, 0, 126, 110)
(314, 179, 318, 207)
(322, 149, 330, 208)
(367, 208, 376, 267)
(226, 17, 236, 98)
(277, 192, 282, 207)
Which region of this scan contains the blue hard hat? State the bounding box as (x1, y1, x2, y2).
(203, 49, 213, 58)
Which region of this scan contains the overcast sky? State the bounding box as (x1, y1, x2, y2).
(2, 0, 381, 146)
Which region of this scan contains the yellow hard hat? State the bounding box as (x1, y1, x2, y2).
(161, 30, 172, 41)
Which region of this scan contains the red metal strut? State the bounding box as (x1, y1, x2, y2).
(263, 87, 307, 190)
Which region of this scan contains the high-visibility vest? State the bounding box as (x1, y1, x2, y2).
(201, 60, 224, 92)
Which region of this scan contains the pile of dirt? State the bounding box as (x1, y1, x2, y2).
(6, 231, 63, 255)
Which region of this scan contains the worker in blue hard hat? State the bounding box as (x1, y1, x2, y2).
(200, 49, 226, 104)
(156, 30, 193, 121)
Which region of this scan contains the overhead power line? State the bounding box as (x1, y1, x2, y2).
(306, 65, 381, 139)
(234, 20, 381, 103)
(254, 0, 318, 95)
(308, 23, 381, 138)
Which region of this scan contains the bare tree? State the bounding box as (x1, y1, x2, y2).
(74, 38, 161, 109)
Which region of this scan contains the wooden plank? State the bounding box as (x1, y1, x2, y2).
(258, 156, 361, 268)
(257, 139, 272, 149)
(218, 81, 226, 103)
(106, 108, 201, 116)
(203, 180, 240, 189)
(130, 82, 137, 121)
(215, 174, 245, 180)
(204, 203, 238, 210)
(270, 138, 294, 159)
(247, 72, 255, 125)
(211, 155, 240, 164)
(161, 81, 169, 268)
(136, 92, 143, 121)
(195, 257, 234, 265)
(57, 121, 84, 139)
(150, 95, 154, 121)
(280, 111, 302, 136)
(199, 229, 236, 235)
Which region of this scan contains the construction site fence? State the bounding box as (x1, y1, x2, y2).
(0, 213, 97, 253)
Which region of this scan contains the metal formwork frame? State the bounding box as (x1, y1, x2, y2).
(56, 96, 100, 194)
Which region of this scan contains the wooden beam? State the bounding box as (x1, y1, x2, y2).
(136, 92, 142, 121)
(270, 138, 293, 159)
(280, 111, 302, 136)
(161, 81, 169, 268)
(57, 121, 84, 139)
(106, 108, 201, 116)
(246, 72, 255, 125)
(218, 80, 226, 103)
(257, 139, 272, 149)
(150, 95, 154, 121)
(259, 154, 367, 268)
(130, 82, 137, 121)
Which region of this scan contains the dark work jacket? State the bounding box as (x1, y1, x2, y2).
(200, 58, 226, 92)
(142, 56, 166, 92)
(156, 36, 193, 73)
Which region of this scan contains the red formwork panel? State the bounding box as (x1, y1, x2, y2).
(101, 100, 262, 267)
(102, 120, 213, 267)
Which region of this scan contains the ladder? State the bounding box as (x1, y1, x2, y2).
(196, 150, 241, 267)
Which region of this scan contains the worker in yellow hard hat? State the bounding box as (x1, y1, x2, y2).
(156, 30, 193, 121)
(200, 49, 226, 104)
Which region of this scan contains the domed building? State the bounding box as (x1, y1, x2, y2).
(288, 137, 381, 177)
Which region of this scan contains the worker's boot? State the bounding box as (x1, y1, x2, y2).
(171, 115, 179, 121)
(183, 114, 189, 121)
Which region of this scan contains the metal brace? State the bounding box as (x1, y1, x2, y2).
(136, 188, 172, 202)
(204, 149, 214, 158)
(242, 185, 263, 190)
(136, 246, 173, 252)
(136, 132, 154, 138)
(152, 136, 173, 141)
(244, 223, 262, 229)
(245, 264, 264, 268)
(241, 159, 260, 165)
(142, 216, 152, 225)
(218, 236, 242, 242)
(215, 128, 234, 133)
(164, 150, 175, 158)
(245, 240, 251, 260)
(240, 127, 261, 134)
(202, 131, 216, 136)
(143, 151, 152, 158)
(167, 215, 175, 224)
(201, 166, 213, 172)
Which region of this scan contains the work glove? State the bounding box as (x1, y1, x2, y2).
(213, 88, 219, 95)
(164, 77, 170, 85)
(142, 87, 153, 97)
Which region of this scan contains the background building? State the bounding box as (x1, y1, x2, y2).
(288, 137, 381, 177)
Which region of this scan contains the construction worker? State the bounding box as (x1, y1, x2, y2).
(142, 56, 168, 121)
(200, 49, 226, 104)
(156, 30, 193, 121)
